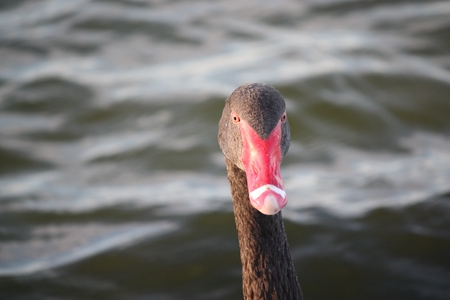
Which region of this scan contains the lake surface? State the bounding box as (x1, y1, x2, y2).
(1, 0, 450, 299)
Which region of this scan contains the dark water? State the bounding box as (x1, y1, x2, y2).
(1, 0, 450, 299)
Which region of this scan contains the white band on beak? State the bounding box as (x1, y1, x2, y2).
(249, 184, 286, 200)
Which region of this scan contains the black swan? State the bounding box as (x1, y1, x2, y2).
(218, 83, 303, 300)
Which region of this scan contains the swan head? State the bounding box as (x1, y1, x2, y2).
(218, 83, 291, 215)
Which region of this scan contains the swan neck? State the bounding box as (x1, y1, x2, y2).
(225, 158, 303, 300)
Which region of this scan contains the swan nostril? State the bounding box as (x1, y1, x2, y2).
(251, 163, 258, 174)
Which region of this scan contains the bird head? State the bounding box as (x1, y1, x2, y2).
(218, 83, 291, 215)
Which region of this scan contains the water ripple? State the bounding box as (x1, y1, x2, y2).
(0, 221, 178, 277)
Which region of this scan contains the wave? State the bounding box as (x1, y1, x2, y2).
(0, 221, 178, 277)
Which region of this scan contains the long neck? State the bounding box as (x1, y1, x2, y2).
(226, 158, 303, 300)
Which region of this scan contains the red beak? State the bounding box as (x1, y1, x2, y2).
(240, 119, 287, 215)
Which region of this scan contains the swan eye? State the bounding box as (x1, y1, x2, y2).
(231, 112, 240, 124)
(281, 113, 287, 123)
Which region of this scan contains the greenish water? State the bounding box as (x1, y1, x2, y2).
(1, 0, 450, 299)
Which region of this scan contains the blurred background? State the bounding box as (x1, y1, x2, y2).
(1, 0, 450, 299)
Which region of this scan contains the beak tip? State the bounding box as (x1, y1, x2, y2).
(250, 190, 286, 215)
